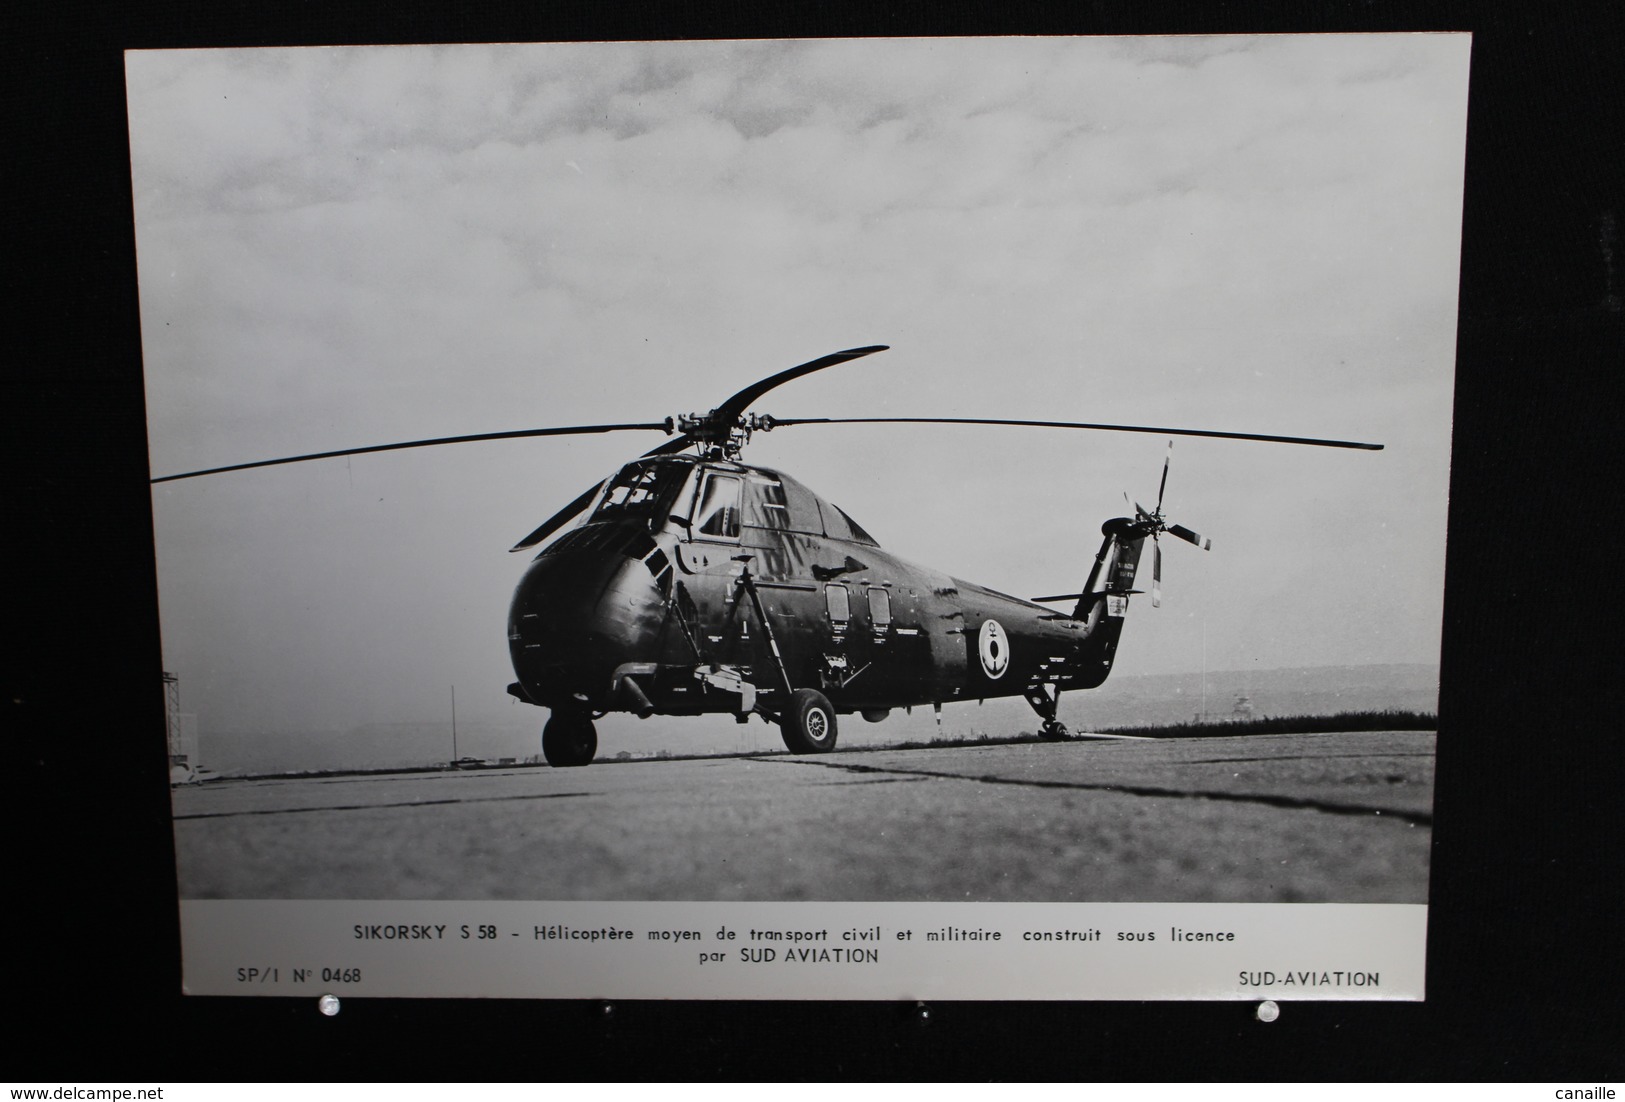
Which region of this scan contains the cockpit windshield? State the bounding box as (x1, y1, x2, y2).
(589, 461, 691, 526)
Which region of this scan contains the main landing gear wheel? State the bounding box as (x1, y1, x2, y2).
(780, 688, 838, 754)
(543, 713, 598, 767)
(1038, 718, 1071, 742)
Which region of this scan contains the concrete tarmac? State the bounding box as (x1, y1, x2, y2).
(170, 729, 1434, 902)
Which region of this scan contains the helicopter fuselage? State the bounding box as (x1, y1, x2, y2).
(506, 455, 1143, 726)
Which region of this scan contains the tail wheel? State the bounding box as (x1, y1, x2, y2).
(543, 713, 598, 767)
(780, 688, 838, 754)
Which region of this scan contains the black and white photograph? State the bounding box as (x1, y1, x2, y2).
(16, 0, 1624, 1077)
(124, 35, 1466, 999)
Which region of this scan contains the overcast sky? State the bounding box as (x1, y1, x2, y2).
(128, 36, 1470, 768)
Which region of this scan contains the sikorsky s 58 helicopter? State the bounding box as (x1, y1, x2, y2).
(153, 346, 1381, 767)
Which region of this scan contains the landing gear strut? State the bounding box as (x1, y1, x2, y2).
(543, 712, 598, 767)
(1025, 685, 1072, 742)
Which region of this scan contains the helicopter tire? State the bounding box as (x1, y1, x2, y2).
(543, 713, 598, 767)
(1038, 719, 1071, 742)
(780, 689, 839, 754)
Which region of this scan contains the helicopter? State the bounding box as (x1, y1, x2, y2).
(152, 345, 1381, 767)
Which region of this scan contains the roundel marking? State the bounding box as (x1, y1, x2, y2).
(978, 619, 1010, 680)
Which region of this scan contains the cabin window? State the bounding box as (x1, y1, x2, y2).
(694, 473, 743, 540)
(825, 583, 851, 625)
(867, 587, 892, 632)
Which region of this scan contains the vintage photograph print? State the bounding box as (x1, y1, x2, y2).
(129, 36, 1468, 1000)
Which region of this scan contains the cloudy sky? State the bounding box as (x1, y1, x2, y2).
(128, 36, 1470, 769)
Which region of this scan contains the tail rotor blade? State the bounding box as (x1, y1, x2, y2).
(1155, 440, 1172, 514)
(1168, 523, 1210, 551)
(1152, 541, 1163, 608)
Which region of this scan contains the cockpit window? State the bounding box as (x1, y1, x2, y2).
(590, 461, 690, 526)
(694, 473, 743, 539)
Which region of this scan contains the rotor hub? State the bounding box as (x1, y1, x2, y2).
(669, 410, 779, 460)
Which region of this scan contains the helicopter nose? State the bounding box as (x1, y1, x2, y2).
(507, 529, 669, 710)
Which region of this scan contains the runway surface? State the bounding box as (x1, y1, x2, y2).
(170, 729, 1434, 902)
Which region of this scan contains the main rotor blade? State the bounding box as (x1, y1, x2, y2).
(151, 423, 670, 484)
(768, 417, 1383, 451)
(641, 433, 697, 458)
(711, 345, 889, 425)
(509, 479, 607, 553)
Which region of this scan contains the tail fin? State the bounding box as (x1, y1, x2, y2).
(1064, 517, 1147, 689)
(1072, 517, 1147, 619)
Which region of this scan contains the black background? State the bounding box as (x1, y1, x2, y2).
(10, 1, 1621, 1082)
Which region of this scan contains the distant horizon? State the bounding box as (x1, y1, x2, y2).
(180, 708, 1442, 779)
(183, 658, 1443, 734)
(170, 657, 1440, 777)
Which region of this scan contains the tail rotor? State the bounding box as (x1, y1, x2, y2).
(1128, 442, 1211, 607)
